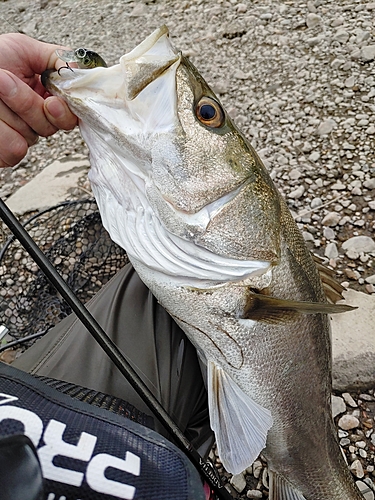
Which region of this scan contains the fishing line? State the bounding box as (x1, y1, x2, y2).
(0, 196, 233, 500)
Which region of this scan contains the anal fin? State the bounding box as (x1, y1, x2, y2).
(207, 361, 273, 475)
(269, 470, 306, 500)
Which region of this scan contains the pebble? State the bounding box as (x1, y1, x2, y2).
(306, 13, 322, 28)
(361, 45, 375, 62)
(342, 236, 375, 254)
(338, 414, 360, 430)
(252, 461, 263, 479)
(363, 179, 375, 189)
(230, 473, 246, 493)
(332, 395, 346, 418)
(325, 242, 338, 259)
(322, 212, 341, 226)
(316, 119, 336, 135)
(342, 393, 358, 408)
(350, 459, 365, 479)
(356, 481, 375, 500)
(288, 185, 305, 199)
(247, 491, 263, 499)
(323, 227, 335, 240)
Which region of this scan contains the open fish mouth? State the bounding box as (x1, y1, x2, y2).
(43, 26, 181, 134)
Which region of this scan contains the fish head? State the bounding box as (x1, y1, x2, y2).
(45, 26, 281, 286)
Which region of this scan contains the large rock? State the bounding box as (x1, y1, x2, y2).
(6, 155, 90, 215)
(331, 289, 375, 391)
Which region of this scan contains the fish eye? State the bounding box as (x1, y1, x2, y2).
(75, 48, 86, 59)
(195, 97, 225, 128)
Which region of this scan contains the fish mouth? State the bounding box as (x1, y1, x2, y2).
(43, 25, 180, 102)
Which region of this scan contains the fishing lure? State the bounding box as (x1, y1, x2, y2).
(56, 47, 107, 73)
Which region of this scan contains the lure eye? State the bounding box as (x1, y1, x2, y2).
(195, 97, 225, 128)
(75, 48, 86, 59)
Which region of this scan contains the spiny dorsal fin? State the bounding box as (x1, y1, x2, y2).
(241, 293, 356, 324)
(312, 254, 346, 304)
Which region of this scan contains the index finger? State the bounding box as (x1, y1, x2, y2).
(0, 33, 71, 78)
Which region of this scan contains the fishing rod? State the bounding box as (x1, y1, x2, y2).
(0, 196, 233, 500)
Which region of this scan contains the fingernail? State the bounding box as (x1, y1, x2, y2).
(0, 71, 17, 97)
(45, 97, 66, 119)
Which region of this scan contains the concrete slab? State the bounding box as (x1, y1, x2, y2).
(6, 155, 90, 215)
(331, 289, 375, 391)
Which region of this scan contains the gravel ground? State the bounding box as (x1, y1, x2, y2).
(0, 0, 375, 498)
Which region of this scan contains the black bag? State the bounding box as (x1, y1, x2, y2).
(0, 362, 205, 500)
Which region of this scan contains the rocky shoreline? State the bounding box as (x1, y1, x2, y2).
(0, 0, 374, 498)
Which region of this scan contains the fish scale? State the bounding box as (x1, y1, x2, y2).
(45, 26, 363, 500)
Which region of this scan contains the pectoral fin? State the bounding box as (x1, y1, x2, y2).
(241, 292, 356, 324)
(207, 361, 273, 475)
(269, 470, 306, 500)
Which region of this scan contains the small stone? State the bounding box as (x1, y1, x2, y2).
(323, 227, 335, 240)
(340, 438, 351, 446)
(289, 168, 302, 180)
(331, 17, 344, 27)
(213, 81, 229, 95)
(346, 249, 359, 260)
(363, 178, 375, 189)
(331, 181, 346, 190)
(308, 151, 320, 162)
(345, 76, 356, 88)
(342, 393, 358, 407)
(230, 473, 246, 493)
(365, 275, 375, 284)
(350, 459, 364, 479)
(233, 69, 248, 80)
(316, 119, 336, 135)
(302, 231, 314, 242)
(325, 242, 338, 259)
(322, 212, 341, 226)
(331, 395, 346, 418)
(253, 460, 263, 479)
(345, 268, 361, 280)
(333, 29, 349, 44)
(338, 414, 360, 430)
(306, 13, 322, 28)
(342, 236, 375, 254)
(237, 3, 247, 13)
(361, 45, 375, 62)
(289, 185, 305, 199)
(356, 480, 374, 500)
(311, 197, 323, 209)
(366, 126, 375, 135)
(355, 441, 366, 449)
(129, 3, 147, 16)
(247, 490, 262, 499)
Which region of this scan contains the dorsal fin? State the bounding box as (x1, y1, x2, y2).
(312, 254, 347, 304)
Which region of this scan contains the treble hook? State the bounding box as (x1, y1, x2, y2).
(57, 62, 75, 76)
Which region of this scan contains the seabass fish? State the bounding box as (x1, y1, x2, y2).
(44, 27, 363, 500)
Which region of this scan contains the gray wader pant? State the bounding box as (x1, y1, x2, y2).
(13, 263, 213, 456)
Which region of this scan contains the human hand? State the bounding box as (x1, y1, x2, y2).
(0, 33, 78, 168)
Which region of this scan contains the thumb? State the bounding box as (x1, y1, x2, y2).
(44, 96, 78, 130)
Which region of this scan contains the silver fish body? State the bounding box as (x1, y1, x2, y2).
(45, 27, 363, 500)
